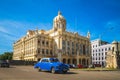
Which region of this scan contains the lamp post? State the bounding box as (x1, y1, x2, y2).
(58, 49, 62, 62)
(77, 50, 79, 65)
(58, 31, 62, 62)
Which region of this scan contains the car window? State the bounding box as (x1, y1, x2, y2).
(50, 58, 59, 62)
(41, 59, 49, 62)
(41, 59, 46, 62)
(46, 59, 49, 62)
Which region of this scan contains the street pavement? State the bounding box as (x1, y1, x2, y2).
(0, 66, 120, 80)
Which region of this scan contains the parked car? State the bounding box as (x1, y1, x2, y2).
(34, 58, 69, 74)
(94, 64, 101, 67)
(77, 64, 88, 68)
(0, 60, 10, 68)
(77, 64, 83, 68)
(88, 64, 95, 68)
(68, 64, 76, 68)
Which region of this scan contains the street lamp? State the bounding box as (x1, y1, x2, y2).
(77, 50, 79, 65)
(58, 49, 62, 62)
(58, 31, 62, 62)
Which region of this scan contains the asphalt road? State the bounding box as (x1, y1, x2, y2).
(0, 66, 120, 80)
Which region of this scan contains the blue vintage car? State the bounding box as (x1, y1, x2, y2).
(34, 58, 69, 73)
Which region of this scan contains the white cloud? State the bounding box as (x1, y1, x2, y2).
(0, 20, 52, 41)
(0, 26, 10, 34)
(0, 20, 53, 54)
(105, 21, 120, 32)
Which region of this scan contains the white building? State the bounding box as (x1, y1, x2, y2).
(91, 39, 111, 66)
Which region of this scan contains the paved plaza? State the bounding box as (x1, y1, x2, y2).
(0, 66, 120, 80)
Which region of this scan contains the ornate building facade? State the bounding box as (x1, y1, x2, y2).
(13, 11, 91, 66)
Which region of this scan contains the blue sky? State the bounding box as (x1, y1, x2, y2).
(0, 0, 120, 54)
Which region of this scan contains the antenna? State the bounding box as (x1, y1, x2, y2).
(99, 34, 101, 39)
(99, 27, 114, 40)
(75, 17, 77, 32)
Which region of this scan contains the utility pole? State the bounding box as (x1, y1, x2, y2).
(99, 27, 114, 40)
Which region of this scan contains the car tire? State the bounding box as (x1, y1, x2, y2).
(7, 65, 10, 68)
(63, 71, 67, 73)
(0, 64, 2, 67)
(51, 67, 55, 74)
(38, 67, 41, 72)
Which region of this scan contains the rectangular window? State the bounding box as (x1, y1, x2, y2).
(99, 49, 100, 51)
(38, 40, 40, 44)
(72, 42, 74, 47)
(50, 50, 52, 55)
(112, 47, 114, 52)
(102, 49, 103, 51)
(46, 41, 49, 46)
(102, 53, 103, 55)
(42, 41, 44, 45)
(62, 40, 65, 45)
(105, 48, 107, 51)
(102, 57, 103, 60)
(105, 52, 107, 55)
(38, 49, 40, 53)
(72, 51, 74, 54)
(67, 41, 69, 45)
(42, 49, 44, 54)
(76, 43, 78, 49)
(46, 49, 48, 54)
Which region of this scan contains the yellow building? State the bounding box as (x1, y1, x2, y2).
(13, 11, 91, 66)
(106, 41, 120, 69)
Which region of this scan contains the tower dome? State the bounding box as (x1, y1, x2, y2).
(53, 11, 66, 31)
(54, 11, 66, 22)
(112, 40, 117, 44)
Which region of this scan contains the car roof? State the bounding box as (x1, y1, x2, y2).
(41, 58, 57, 60)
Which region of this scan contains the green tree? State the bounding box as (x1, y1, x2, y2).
(0, 52, 13, 60)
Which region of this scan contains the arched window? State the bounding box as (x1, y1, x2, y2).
(112, 47, 114, 52)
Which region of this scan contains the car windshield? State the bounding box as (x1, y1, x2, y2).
(50, 58, 59, 62)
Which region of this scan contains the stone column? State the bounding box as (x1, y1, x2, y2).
(77, 50, 79, 65)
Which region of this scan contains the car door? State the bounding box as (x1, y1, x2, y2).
(40, 59, 46, 70)
(44, 59, 51, 71)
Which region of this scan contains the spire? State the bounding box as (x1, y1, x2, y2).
(87, 30, 90, 39)
(58, 11, 61, 15)
(35, 27, 38, 34)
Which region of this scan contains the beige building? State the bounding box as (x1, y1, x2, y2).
(106, 41, 120, 69)
(13, 11, 91, 66)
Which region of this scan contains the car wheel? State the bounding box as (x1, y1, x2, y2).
(7, 65, 10, 68)
(51, 67, 55, 74)
(63, 71, 67, 73)
(0, 64, 2, 67)
(38, 67, 41, 72)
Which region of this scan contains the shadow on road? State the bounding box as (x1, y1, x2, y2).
(9, 66, 16, 68)
(38, 71, 78, 74)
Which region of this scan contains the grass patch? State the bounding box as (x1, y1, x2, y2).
(72, 67, 120, 71)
